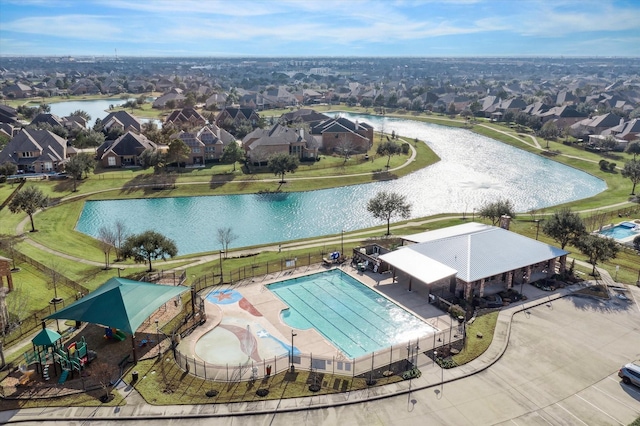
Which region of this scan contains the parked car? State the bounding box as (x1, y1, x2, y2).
(618, 363, 640, 386)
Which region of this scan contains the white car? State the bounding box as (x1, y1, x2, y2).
(618, 363, 640, 387)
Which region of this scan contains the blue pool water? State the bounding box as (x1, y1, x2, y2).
(599, 222, 639, 240)
(267, 269, 436, 358)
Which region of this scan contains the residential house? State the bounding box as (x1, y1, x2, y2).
(555, 90, 578, 106)
(198, 124, 236, 162)
(68, 78, 100, 95)
(97, 131, 160, 168)
(164, 107, 207, 128)
(215, 107, 260, 128)
(173, 124, 235, 165)
(152, 88, 186, 109)
(379, 221, 568, 301)
(0, 123, 18, 138)
(2, 82, 33, 98)
(604, 118, 640, 142)
(0, 129, 68, 173)
(570, 112, 623, 139)
(205, 92, 228, 110)
(30, 113, 64, 128)
(279, 109, 330, 126)
(101, 111, 143, 134)
(243, 123, 318, 164)
(539, 105, 588, 128)
(0, 104, 18, 124)
(523, 101, 551, 117)
(310, 117, 374, 153)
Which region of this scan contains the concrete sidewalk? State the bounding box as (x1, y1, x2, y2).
(0, 275, 604, 424)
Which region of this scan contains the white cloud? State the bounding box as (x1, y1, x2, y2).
(3, 15, 122, 40)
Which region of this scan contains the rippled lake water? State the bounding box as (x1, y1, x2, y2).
(76, 113, 606, 255)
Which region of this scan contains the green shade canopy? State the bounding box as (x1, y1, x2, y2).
(45, 277, 189, 335)
(32, 328, 62, 346)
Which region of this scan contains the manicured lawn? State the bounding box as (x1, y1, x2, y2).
(452, 311, 499, 366)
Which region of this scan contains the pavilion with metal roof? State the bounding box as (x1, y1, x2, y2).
(379, 222, 569, 299)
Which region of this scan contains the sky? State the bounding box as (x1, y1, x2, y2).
(1, 0, 639, 58)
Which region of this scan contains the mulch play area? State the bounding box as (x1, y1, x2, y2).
(1, 300, 181, 400)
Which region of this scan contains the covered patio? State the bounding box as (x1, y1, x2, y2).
(380, 222, 569, 301)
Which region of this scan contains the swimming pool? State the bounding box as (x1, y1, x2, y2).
(599, 222, 640, 241)
(267, 269, 436, 358)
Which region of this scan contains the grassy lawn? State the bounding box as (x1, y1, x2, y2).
(129, 354, 402, 405)
(452, 311, 499, 365)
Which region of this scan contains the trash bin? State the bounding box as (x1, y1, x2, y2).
(132, 371, 139, 382)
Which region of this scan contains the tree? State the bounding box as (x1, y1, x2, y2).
(625, 139, 640, 160)
(64, 153, 95, 191)
(633, 235, 640, 253)
(268, 153, 299, 183)
(360, 98, 373, 108)
(539, 121, 559, 148)
(367, 190, 412, 236)
(167, 138, 191, 168)
(97, 226, 116, 270)
(138, 148, 166, 173)
(336, 138, 355, 164)
(447, 102, 456, 117)
(216, 227, 238, 258)
(113, 219, 129, 261)
(70, 109, 91, 122)
(376, 140, 402, 168)
(478, 199, 516, 226)
(574, 234, 619, 276)
(0, 162, 17, 178)
(621, 160, 640, 195)
(220, 141, 244, 171)
(8, 186, 49, 232)
(542, 208, 586, 249)
(121, 230, 178, 272)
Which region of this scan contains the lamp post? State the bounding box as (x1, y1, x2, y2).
(615, 265, 619, 282)
(341, 229, 344, 257)
(219, 250, 224, 283)
(155, 319, 160, 358)
(535, 219, 540, 240)
(290, 330, 297, 372)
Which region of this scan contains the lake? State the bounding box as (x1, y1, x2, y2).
(75, 112, 606, 255)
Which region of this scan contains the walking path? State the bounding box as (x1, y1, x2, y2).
(3, 267, 630, 424)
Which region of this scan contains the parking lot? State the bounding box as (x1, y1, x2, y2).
(261, 288, 640, 426)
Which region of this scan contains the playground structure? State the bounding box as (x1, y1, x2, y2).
(23, 329, 95, 384)
(104, 327, 127, 341)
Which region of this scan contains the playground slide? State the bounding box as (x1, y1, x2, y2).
(58, 369, 69, 384)
(114, 330, 126, 341)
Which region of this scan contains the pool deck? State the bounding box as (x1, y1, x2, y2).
(178, 263, 454, 369)
(597, 219, 640, 244)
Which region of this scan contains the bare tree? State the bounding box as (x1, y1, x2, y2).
(113, 219, 129, 262)
(92, 361, 116, 403)
(98, 226, 116, 270)
(48, 259, 62, 303)
(336, 138, 355, 164)
(217, 227, 238, 258)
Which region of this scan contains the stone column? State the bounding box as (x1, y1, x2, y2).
(525, 265, 532, 283)
(559, 255, 567, 274)
(507, 271, 514, 289)
(479, 278, 486, 297)
(548, 258, 557, 277)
